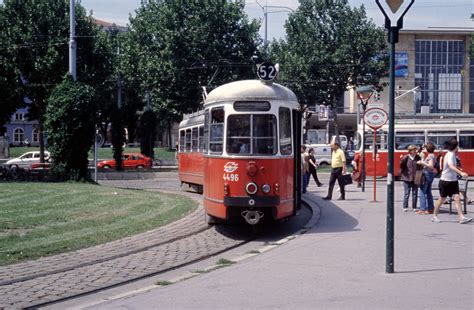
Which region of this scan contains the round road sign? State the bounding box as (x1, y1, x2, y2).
(363, 107, 388, 129)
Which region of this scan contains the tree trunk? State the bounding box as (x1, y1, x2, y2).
(167, 120, 172, 150)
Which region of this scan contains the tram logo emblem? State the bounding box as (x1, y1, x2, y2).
(224, 162, 238, 173)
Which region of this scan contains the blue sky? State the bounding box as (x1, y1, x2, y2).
(79, 0, 473, 40)
(0, 0, 471, 39)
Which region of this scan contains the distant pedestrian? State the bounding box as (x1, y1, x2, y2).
(301, 145, 309, 194)
(308, 148, 323, 187)
(416, 143, 436, 215)
(432, 138, 472, 224)
(323, 142, 346, 200)
(351, 153, 362, 188)
(400, 145, 422, 212)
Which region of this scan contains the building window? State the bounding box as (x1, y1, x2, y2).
(15, 112, 24, 121)
(32, 128, 39, 143)
(415, 40, 464, 113)
(13, 128, 24, 144)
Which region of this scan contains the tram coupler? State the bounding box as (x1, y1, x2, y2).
(241, 210, 264, 225)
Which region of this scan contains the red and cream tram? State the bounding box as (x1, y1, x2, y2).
(178, 78, 301, 225)
(353, 117, 474, 177)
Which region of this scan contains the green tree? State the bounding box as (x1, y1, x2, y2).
(45, 75, 96, 181)
(127, 0, 260, 138)
(0, 7, 21, 134)
(270, 0, 386, 109)
(0, 0, 112, 161)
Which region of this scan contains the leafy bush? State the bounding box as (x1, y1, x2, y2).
(45, 75, 96, 181)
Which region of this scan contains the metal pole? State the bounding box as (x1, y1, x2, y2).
(386, 39, 396, 274)
(69, 0, 76, 81)
(264, 8, 268, 47)
(361, 104, 366, 192)
(373, 130, 377, 202)
(94, 135, 98, 182)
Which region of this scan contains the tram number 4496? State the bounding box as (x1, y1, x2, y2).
(223, 173, 239, 182)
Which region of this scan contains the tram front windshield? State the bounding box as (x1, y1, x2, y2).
(227, 114, 277, 155)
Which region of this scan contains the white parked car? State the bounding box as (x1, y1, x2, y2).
(6, 151, 50, 168)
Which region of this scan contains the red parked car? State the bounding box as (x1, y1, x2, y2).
(97, 153, 152, 170)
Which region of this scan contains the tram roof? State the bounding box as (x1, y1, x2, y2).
(205, 80, 298, 106)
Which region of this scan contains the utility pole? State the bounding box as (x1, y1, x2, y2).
(117, 47, 122, 109)
(69, 0, 76, 81)
(255, 1, 294, 48)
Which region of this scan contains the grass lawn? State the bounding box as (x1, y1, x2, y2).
(0, 182, 197, 266)
(8, 147, 176, 160)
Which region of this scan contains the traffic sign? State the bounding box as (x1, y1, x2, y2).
(364, 107, 388, 129)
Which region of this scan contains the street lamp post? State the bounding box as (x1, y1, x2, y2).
(375, 0, 415, 274)
(356, 86, 374, 193)
(255, 2, 294, 47)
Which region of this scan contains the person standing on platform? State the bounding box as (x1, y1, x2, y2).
(400, 145, 421, 212)
(323, 142, 346, 200)
(416, 142, 436, 215)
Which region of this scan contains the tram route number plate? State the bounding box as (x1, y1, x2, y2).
(257, 62, 277, 81)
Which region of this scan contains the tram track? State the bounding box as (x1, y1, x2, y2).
(0, 180, 314, 309)
(0, 220, 256, 309)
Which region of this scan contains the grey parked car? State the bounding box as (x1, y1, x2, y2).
(6, 151, 50, 168)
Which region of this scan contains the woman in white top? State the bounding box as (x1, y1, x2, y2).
(432, 138, 472, 224)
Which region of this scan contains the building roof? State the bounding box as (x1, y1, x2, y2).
(92, 18, 127, 31)
(401, 28, 474, 35)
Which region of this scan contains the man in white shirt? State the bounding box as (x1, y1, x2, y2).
(432, 138, 472, 224)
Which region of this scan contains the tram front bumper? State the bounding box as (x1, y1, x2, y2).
(223, 196, 280, 208)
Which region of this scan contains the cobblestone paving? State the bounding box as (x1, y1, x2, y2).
(0, 227, 248, 309)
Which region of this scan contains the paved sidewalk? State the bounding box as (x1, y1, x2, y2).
(87, 176, 474, 310)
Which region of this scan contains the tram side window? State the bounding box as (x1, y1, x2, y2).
(192, 127, 198, 151)
(227, 115, 251, 154)
(209, 108, 224, 153)
(279, 107, 292, 155)
(395, 131, 424, 150)
(198, 126, 204, 152)
(253, 114, 277, 155)
(427, 131, 456, 150)
(203, 109, 209, 153)
(185, 129, 191, 151)
(179, 130, 185, 152)
(459, 131, 474, 149)
(365, 130, 387, 150)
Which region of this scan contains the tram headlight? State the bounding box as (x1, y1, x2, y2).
(275, 183, 279, 194)
(245, 182, 258, 195)
(224, 183, 229, 196)
(261, 184, 271, 194)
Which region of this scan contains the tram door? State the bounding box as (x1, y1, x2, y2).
(293, 108, 302, 213)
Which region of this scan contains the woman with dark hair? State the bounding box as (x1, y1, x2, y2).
(400, 144, 422, 211)
(308, 148, 323, 187)
(416, 142, 436, 214)
(432, 138, 472, 224)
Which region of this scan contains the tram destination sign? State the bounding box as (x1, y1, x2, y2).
(234, 101, 271, 111)
(363, 107, 388, 129)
